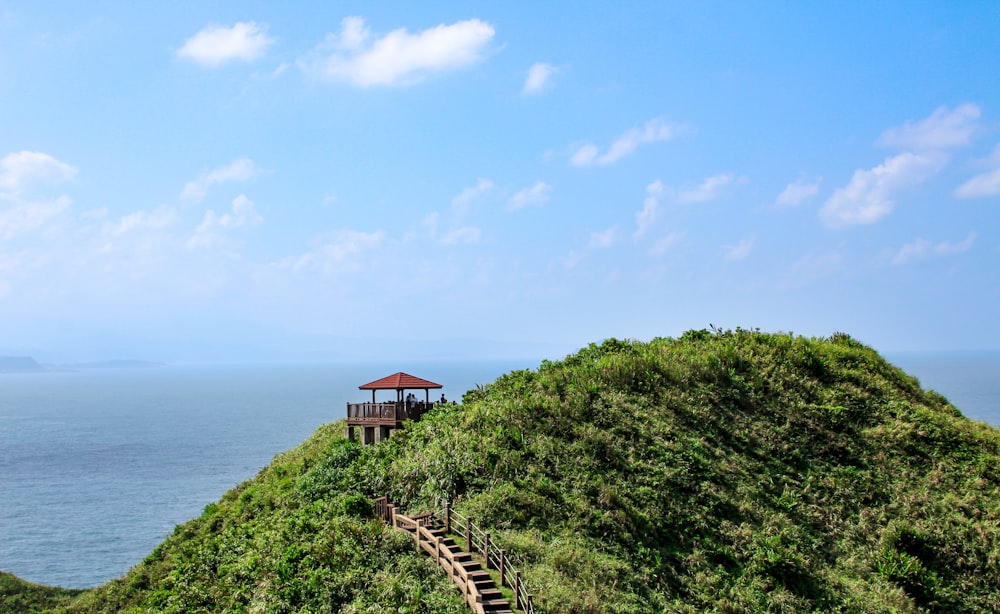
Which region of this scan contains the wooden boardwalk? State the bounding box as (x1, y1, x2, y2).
(376, 497, 532, 614)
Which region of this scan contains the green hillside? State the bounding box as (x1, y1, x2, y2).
(7, 330, 1000, 612)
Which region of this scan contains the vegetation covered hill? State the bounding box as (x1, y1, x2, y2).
(7, 330, 1000, 612)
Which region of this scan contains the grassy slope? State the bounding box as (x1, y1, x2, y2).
(0, 573, 82, 613)
(371, 330, 1000, 612)
(11, 329, 1000, 612)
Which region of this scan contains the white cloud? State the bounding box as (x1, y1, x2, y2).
(563, 250, 584, 269)
(955, 167, 1000, 198)
(188, 194, 262, 249)
(441, 226, 481, 245)
(723, 237, 755, 261)
(774, 177, 821, 208)
(303, 17, 494, 87)
(0, 151, 77, 193)
(178, 22, 273, 67)
(336, 16, 370, 50)
(0, 151, 77, 241)
(678, 173, 736, 204)
(570, 117, 684, 167)
(589, 226, 620, 249)
(507, 181, 551, 210)
(648, 232, 683, 257)
(0, 195, 71, 240)
(181, 158, 261, 202)
(635, 180, 664, 238)
(569, 144, 600, 167)
(877, 103, 981, 151)
(956, 169, 1000, 198)
(954, 144, 1000, 198)
(891, 232, 977, 265)
(110, 206, 179, 237)
(522, 62, 556, 95)
(451, 178, 493, 209)
(820, 152, 942, 228)
(281, 229, 385, 275)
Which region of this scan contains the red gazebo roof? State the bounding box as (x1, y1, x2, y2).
(359, 372, 442, 391)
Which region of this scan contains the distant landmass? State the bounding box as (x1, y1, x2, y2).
(0, 356, 44, 373)
(0, 357, 165, 373)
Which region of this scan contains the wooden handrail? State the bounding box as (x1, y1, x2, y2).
(373, 496, 535, 613)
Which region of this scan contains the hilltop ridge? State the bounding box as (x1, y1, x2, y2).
(5, 330, 999, 612)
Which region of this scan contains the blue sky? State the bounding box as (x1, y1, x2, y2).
(1, 2, 999, 363)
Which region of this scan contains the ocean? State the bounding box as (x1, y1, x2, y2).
(1, 354, 997, 589)
(0, 361, 529, 589)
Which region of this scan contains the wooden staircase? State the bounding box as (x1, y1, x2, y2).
(382, 505, 516, 614)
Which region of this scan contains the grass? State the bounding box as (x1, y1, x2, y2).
(0, 573, 83, 614)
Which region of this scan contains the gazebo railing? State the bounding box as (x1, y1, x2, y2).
(346, 401, 435, 422)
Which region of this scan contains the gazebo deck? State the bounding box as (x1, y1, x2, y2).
(345, 400, 431, 427)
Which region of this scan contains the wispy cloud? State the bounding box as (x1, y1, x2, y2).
(0, 151, 77, 241)
(302, 17, 494, 87)
(178, 22, 273, 67)
(188, 194, 262, 249)
(522, 62, 556, 95)
(648, 232, 683, 257)
(0, 195, 71, 240)
(440, 226, 481, 245)
(570, 117, 684, 167)
(954, 144, 1000, 198)
(507, 181, 551, 210)
(723, 237, 755, 261)
(0, 151, 77, 193)
(877, 103, 981, 151)
(822, 104, 982, 228)
(678, 173, 737, 204)
(820, 152, 942, 228)
(109, 206, 179, 237)
(589, 226, 620, 249)
(891, 232, 976, 265)
(451, 178, 493, 210)
(634, 180, 664, 239)
(181, 158, 261, 203)
(774, 177, 821, 208)
(279, 229, 384, 276)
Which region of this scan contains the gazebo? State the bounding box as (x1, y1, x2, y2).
(345, 372, 443, 444)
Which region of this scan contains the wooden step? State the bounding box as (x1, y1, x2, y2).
(478, 588, 504, 600)
(479, 599, 514, 612)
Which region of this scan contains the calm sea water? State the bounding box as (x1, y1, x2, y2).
(1, 354, 997, 589)
(0, 361, 528, 589)
(887, 351, 1000, 427)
